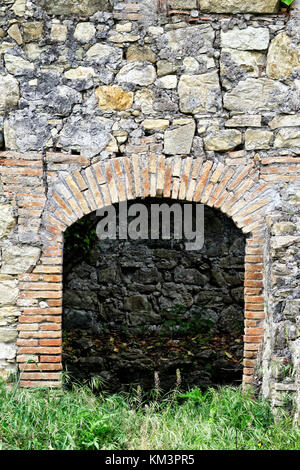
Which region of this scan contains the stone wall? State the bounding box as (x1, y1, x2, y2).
(0, 0, 299, 420)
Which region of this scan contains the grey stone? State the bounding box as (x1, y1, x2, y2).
(1, 246, 41, 274)
(0, 205, 16, 239)
(178, 72, 222, 114)
(0, 74, 20, 113)
(164, 121, 196, 155)
(224, 78, 289, 112)
(57, 115, 113, 157)
(37, 0, 113, 16)
(221, 27, 270, 50)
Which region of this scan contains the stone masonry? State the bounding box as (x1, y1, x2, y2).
(0, 0, 299, 421)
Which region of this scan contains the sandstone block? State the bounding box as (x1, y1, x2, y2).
(96, 86, 133, 111)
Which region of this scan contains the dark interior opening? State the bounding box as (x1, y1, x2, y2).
(63, 198, 246, 394)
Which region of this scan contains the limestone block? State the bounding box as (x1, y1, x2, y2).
(37, 0, 112, 16)
(95, 86, 134, 111)
(0, 329, 18, 343)
(203, 130, 242, 151)
(50, 23, 68, 42)
(4, 54, 34, 75)
(7, 24, 23, 45)
(126, 45, 156, 63)
(74, 23, 96, 42)
(57, 115, 113, 158)
(0, 205, 16, 239)
(0, 342, 17, 360)
(116, 63, 156, 86)
(221, 27, 270, 50)
(274, 128, 300, 148)
(0, 74, 19, 114)
(135, 89, 155, 115)
(178, 72, 222, 114)
(12, 0, 26, 17)
(108, 32, 140, 43)
(271, 236, 300, 250)
(156, 75, 178, 89)
(157, 60, 179, 77)
(269, 115, 300, 129)
(0, 280, 18, 307)
(267, 32, 300, 80)
(158, 25, 214, 58)
(64, 66, 95, 81)
(142, 119, 170, 131)
(224, 78, 288, 112)
(0, 246, 41, 274)
(225, 115, 262, 127)
(23, 22, 44, 43)
(0, 307, 20, 327)
(199, 0, 279, 13)
(168, 0, 197, 8)
(245, 129, 273, 150)
(86, 43, 122, 62)
(164, 121, 196, 155)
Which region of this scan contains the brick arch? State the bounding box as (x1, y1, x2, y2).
(17, 155, 277, 388)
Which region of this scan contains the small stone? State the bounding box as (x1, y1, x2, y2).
(0, 329, 17, 343)
(116, 23, 132, 33)
(105, 136, 119, 153)
(225, 115, 261, 127)
(116, 63, 156, 86)
(157, 60, 178, 77)
(64, 66, 95, 81)
(0, 205, 16, 239)
(86, 43, 122, 63)
(126, 44, 156, 63)
(266, 32, 300, 80)
(178, 72, 222, 114)
(245, 129, 273, 150)
(4, 54, 34, 75)
(156, 75, 177, 89)
(37, 0, 112, 16)
(74, 23, 96, 43)
(23, 22, 44, 43)
(274, 128, 300, 148)
(7, 24, 22, 45)
(221, 26, 270, 50)
(224, 78, 288, 112)
(148, 26, 164, 36)
(0, 74, 20, 113)
(183, 57, 199, 73)
(203, 130, 242, 151)
(135, 89, 155, 115)
(50, 23, 68, 42)
(12, 0, 26, 17)
(95, 86, 134, 111)
(0, 280, 18, 307)
(164, 121, 196, 155)
(142, 119, 170, 130)
(200, 0, 279, 14)
(108, 32, 140, 43)
(269, 115, 300, 130)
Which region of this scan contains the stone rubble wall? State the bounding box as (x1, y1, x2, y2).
(0, 0, 299, 420)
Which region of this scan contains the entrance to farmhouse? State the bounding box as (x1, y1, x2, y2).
(62, 198, 246, 393)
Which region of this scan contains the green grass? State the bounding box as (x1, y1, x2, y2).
(0, 379, 298, 450)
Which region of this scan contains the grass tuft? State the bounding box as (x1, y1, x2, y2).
(0, 379, 298, 450)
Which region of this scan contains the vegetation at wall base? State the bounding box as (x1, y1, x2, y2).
(0, 379, 298, 450)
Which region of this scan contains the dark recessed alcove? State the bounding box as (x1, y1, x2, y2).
(63, 198, 246, 393)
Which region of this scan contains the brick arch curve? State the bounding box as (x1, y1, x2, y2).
(17, 155, 277, 387)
